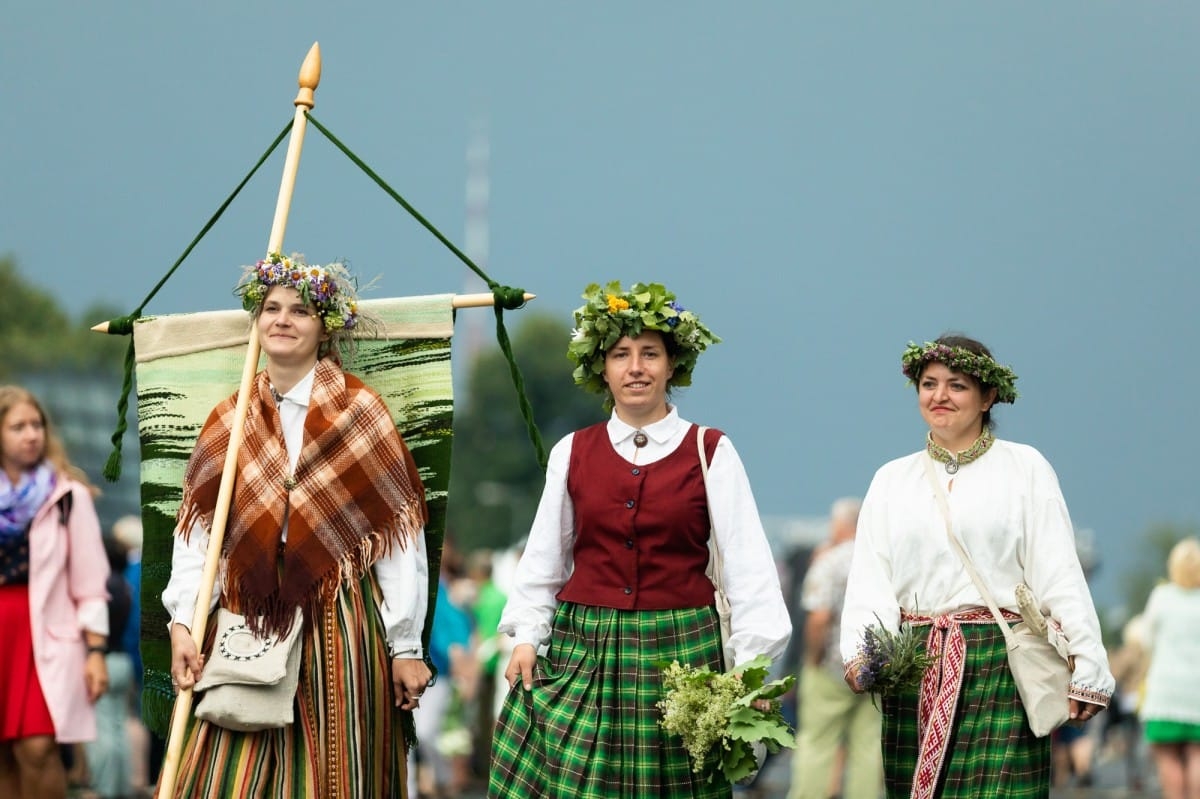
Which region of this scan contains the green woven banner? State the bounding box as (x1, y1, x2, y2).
(132, 295, 455, 735)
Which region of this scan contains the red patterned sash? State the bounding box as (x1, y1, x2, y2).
(903, 607, 1020, 799)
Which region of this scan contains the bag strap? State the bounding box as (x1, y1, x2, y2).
(697, 425, 725, 594)
(921, 455, 1017, 644)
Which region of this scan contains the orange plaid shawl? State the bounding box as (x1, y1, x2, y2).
(178, 358, 427, 637)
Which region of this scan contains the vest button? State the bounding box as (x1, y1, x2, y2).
(625, 539, 634, 549)
(625, 500, 635, 509)
(623, 586, 633, 595)
(631, 468, 640, 475)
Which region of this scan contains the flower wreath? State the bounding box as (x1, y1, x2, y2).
(236, 252, 360, 332)
(900, 341, 1019, 403)
(567, 281, 720, 400)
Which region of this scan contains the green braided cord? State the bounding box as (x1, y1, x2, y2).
(102, 334, 139, 481)
(308, 114, 489, 284)
(307, 112, 548, 469)
(101, 121, 292, 481)
(494, 302, 548, 465)
(491, 285, 529, 310)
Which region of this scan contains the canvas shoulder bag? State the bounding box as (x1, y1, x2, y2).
(193, 606, 305, 732)
(922, 455, 1072, 737)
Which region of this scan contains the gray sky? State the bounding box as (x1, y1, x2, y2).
(3, 3, 1198, 612)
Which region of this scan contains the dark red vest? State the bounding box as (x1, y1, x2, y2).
(557, 422, 722, 610)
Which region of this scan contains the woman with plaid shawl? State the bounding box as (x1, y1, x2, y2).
(161, 254, 431, 798)
(488, 282, 791, 798)
(840, 334, 1113, 798)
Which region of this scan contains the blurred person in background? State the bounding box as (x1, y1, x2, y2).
(466, 550, 508, 781)
(788, 497, 882, 799)
(82, 534, 135, 799)
(1140, 537, 1200, 799)
(110, 514, 157, 796)
(1103, 613, 1150, 792)
(409, 540, 475, 799)
(1050, 717, 1096, 789)
(0, 385, 110, 799)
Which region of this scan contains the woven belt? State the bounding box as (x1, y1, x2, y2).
(902, 607, 1020, 799)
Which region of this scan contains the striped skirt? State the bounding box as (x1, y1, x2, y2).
(882, 623, 1050, 799)
(489, 602, 731, 799)
(169, 574, 407, 799)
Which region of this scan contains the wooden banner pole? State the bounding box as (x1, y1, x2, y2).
(155, 41, 322, 799)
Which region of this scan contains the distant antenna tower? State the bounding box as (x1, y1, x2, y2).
(461, 117, 490, 368)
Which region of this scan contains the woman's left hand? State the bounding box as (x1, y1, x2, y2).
(1069, 698, 1104, 724)
(393, 657, 432, 710)
(732, 671, 775, 713)
(84, 652, 108, 702)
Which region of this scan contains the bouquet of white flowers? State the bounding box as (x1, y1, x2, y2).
(657, 655, 795, 785)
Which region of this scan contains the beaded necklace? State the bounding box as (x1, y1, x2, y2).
(926, 427, 995, 474)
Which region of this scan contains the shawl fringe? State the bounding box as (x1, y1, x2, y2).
(176, 498, 212, 545)
(209, 502, 424, 639)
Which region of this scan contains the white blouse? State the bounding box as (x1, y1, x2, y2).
(1141, 583, 1200, 725)
(840, 439, 1114, 699)
(497, 407, 792, 668)
(161, 366, 428, 657)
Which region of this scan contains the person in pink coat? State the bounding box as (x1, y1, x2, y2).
(0, 385, 110, 798)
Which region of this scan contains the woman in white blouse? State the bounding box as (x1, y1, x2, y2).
(840, 334, 1113, 799)
(161, 254, 430, 798)
(1140, 537, 1200, 799)
(488, 282, 791, 799)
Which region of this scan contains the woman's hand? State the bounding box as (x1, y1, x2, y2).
(448, 644, 480, 702)
(504, 643, 538, 691)
(169, 622, 205, 691)
(732, 670, 776, 712)
(843, 663, 867, 694)
(393, 657, 432, 710)
(84, 651, 109, 702)
(1069, 698, 1104, 724)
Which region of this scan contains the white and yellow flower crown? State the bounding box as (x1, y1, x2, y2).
(236, 252, 360, 332)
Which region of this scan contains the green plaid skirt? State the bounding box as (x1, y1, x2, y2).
(488, 602, 731, 799)
(882, 623, 1050, 798)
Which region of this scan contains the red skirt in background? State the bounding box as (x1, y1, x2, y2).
(0, 583, 56, 740)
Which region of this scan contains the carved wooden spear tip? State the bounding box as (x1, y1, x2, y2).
(294, 42, 321, 109)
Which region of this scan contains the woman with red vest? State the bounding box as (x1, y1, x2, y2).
(488, 282, 791, 798)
